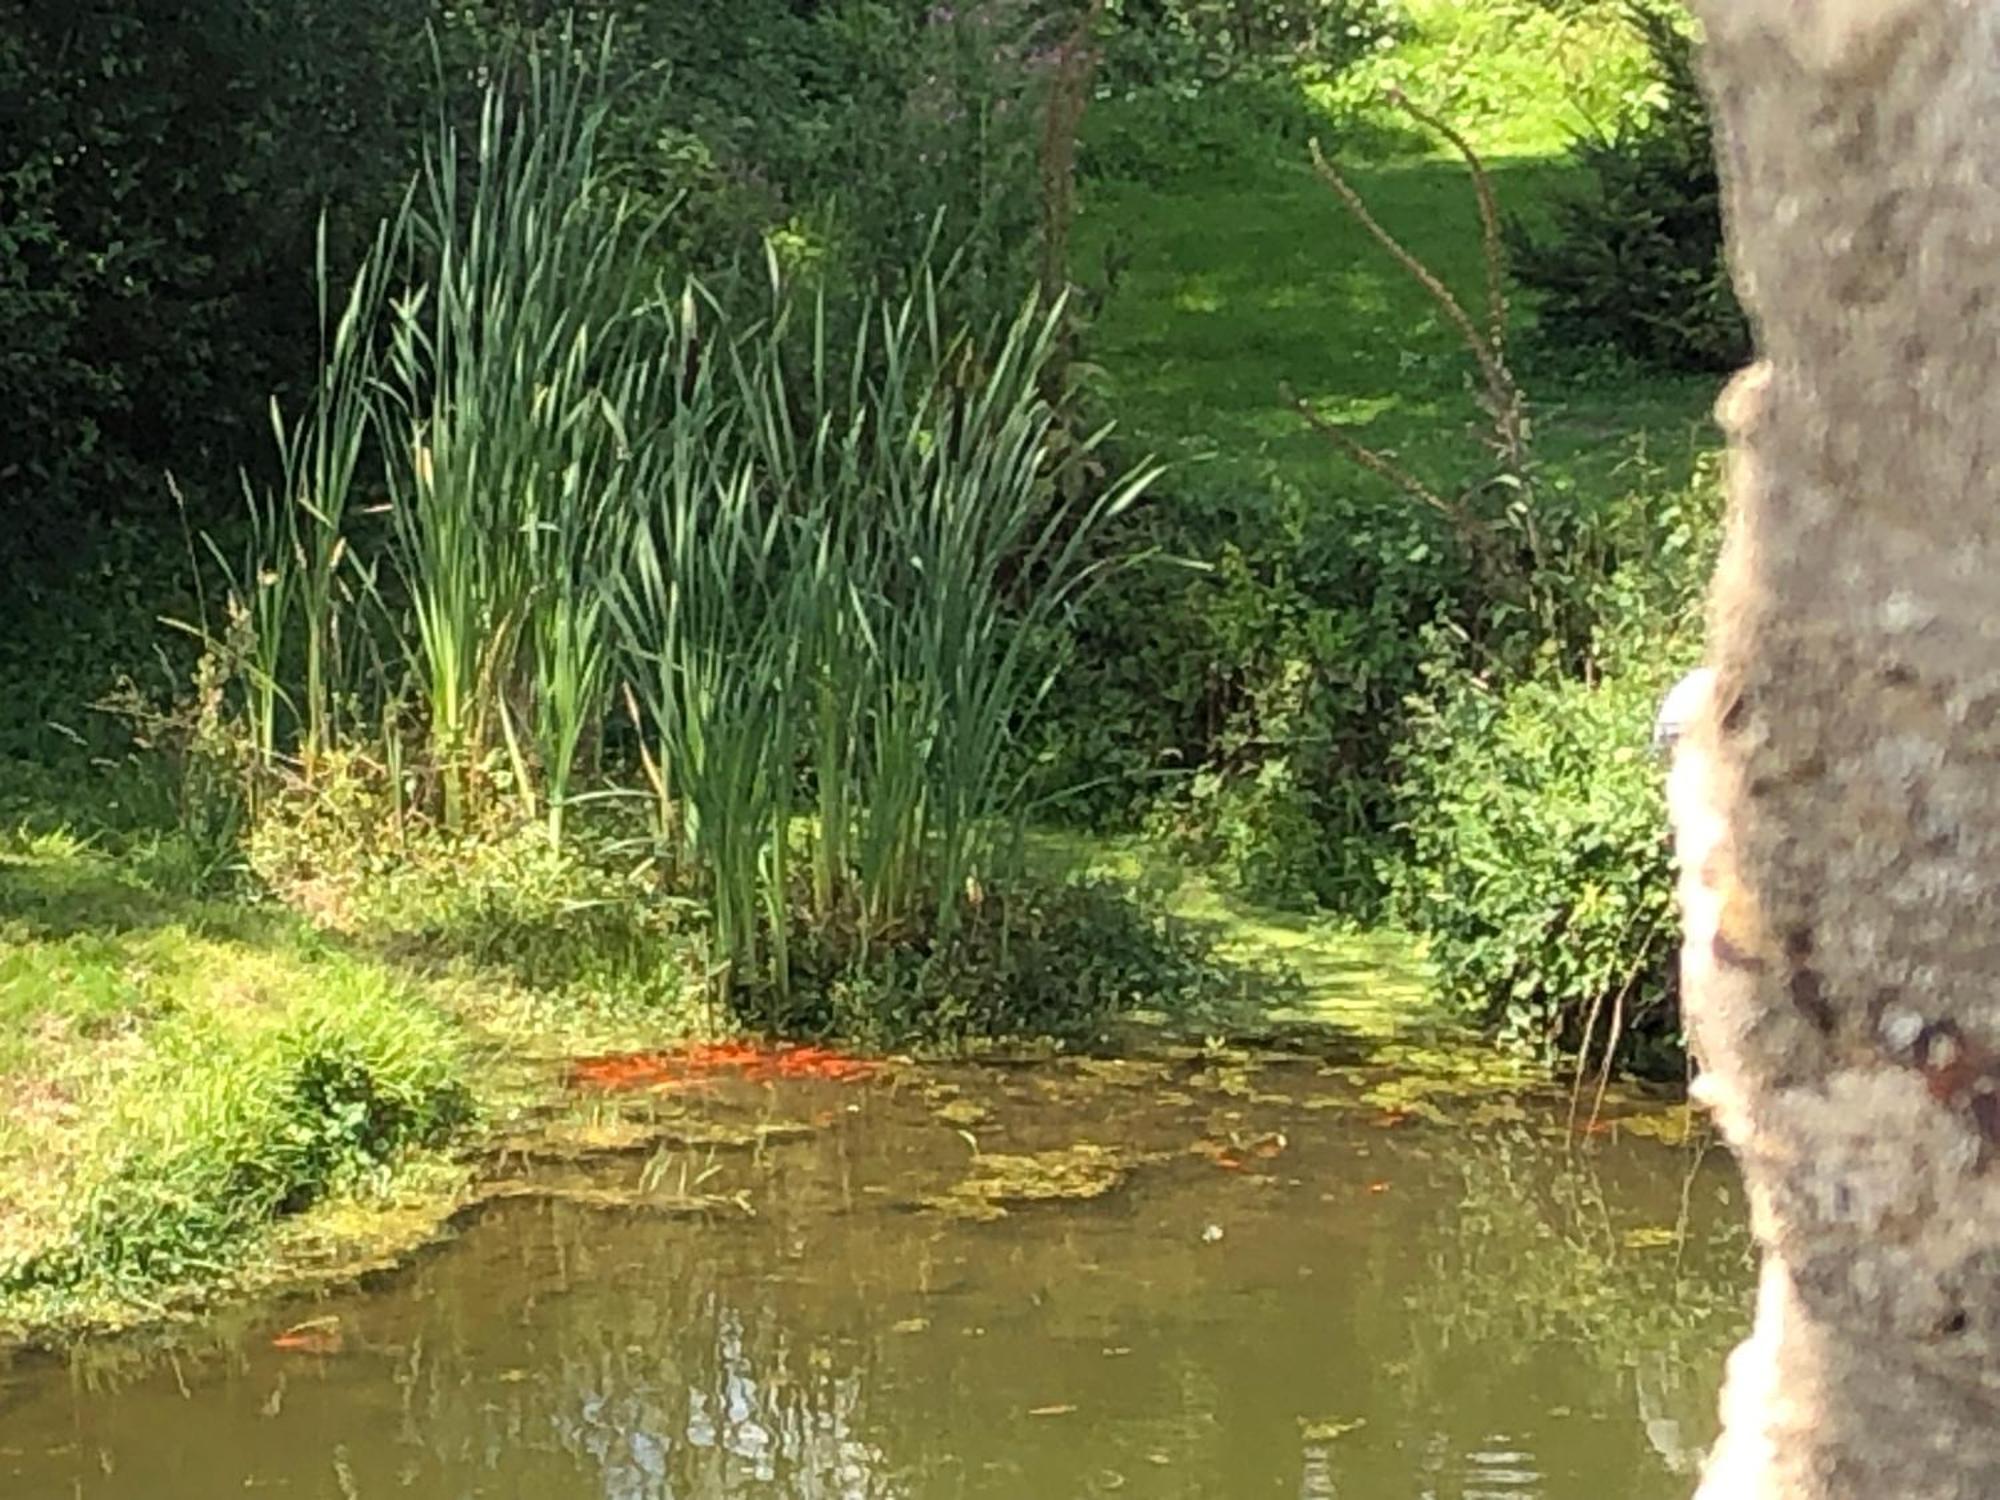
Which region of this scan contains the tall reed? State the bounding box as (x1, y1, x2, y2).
(382, 43, 661, 833)
(615, 269, 1159, 994)
(231, 33, 1159, 1017)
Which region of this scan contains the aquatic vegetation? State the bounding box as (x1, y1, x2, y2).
(567, 1043, 882, 1092)
(1192, 1130, 1289, 1171)
(919, 1143, 1143, 1221)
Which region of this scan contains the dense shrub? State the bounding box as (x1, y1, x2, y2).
(0, 1, 440, 544)
(1507, 2, 1748, 372)
(1085, 0, 1406, 182)
(1097, 0, 1405, 88)
(1034, 465, 1473, 911)
(1392, 658, 1687, 1073)
(1034, 427, 1693, 916)
(770, 874, 1298, 1045)
(1384, 449, 1719, 1072)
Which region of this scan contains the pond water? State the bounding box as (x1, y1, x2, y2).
(0, 1041, 1751, 1499)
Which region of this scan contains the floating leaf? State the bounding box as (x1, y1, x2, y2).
(935, 1098, 991, 1128)
(921, 1143, 1141, 1218)
(1615, 1109, 1699, 1146)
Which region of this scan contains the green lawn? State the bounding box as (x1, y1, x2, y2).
(1079, 0, 1722, 508)
(1085, 156, 1715, 475)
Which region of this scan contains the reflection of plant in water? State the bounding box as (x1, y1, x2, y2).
(1393, 1124, 1751, 1463)
(544, 1296, 907, 1500)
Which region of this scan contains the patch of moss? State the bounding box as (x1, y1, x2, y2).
(919, 1144, 1144, 1222)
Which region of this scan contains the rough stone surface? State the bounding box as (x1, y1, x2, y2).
(1683, 3, 2000, 1495)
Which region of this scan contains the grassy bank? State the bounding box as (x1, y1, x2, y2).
(1, 754, 1427, 1341)
(0, 823, 467, 1335)
(0, 1, 1728, 1338)
(0, 752, 696, 1339)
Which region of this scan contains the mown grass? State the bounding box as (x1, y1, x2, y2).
(1079, 0, 1721, 503)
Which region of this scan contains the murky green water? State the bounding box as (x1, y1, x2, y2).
(0, 1044, 1750, 1498)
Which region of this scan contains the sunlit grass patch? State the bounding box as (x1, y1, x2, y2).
(1028, 831, 1436, 1037)
(0, 825, 476, 1335)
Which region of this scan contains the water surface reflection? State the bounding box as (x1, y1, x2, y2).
(0, 1055, 1750, 1498)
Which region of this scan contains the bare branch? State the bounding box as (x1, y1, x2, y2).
(1307, 136, 1510, 414)
(1286, 386, 1479, 535)
(1384, 86, 1512, 387)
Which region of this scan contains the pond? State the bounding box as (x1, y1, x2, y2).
(0, 1040, 1750, 1498)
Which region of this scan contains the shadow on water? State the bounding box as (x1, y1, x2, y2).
(0, 1046, 1751, 1498)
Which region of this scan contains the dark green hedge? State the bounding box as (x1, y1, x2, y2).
(0, 2, 442, 541)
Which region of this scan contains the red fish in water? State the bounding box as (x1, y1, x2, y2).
(271, 1316, 344, 1356)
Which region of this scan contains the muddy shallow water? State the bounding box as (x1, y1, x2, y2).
(0, 1042, 1751, 1498)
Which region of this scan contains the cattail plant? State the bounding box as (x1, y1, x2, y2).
(224, 30, 1159, 1021)
(381, 42, 663, 832)
(614, 267, 1158, 996)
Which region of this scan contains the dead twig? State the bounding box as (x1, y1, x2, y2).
(1285, 386, 1475, 533)
(1306, 137, 1513, 426)
(1384, 86, 1512, 384)
(1302, 94, 1553, 643)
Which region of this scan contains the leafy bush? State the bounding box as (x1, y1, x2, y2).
(1507, 2, 1748, 373)
(769, 874, 1298, 1045)
(0, 1, 444, 544)
(1391, 614, 1712, 1077)
(1097, 0, 1405, 88)
(1084, 0, 1406, 183)
(1391, 659, 1686, 1073)
(1035, 430, 1563, 914)
(1386, 450, 1719, 1072)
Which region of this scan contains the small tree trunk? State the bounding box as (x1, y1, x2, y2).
(1679, 3, 2000, 1496)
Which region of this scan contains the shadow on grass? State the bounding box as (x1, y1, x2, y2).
(1081, 150, 1719, 505)
(0, 846, 288, 949)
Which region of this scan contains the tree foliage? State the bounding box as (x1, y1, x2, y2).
(0, 2, 435, 538)
(0, 0, 1068, 549)
(1507, 2, 1747, 372)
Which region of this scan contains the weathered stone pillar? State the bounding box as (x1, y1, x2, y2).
(1679, 3, 2000, 1495)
